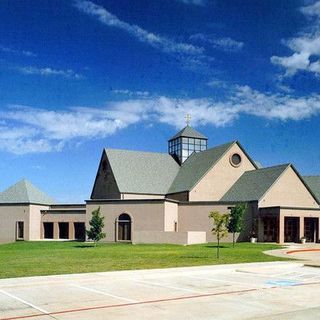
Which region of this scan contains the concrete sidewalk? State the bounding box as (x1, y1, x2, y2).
(1, 261, 320, 320)
(264, 244, 320, 267)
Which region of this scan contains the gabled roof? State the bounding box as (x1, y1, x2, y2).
(169, 125, 207, 141)
(221, 164, 289, 202)
(303, 176, 320, 202)
(168, 141, 235, 194)
(105, 149, 180, 195)
(0, 179, 54, 205)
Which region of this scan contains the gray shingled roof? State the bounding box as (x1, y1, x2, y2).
(0, 179, 54, 204)
(303, 176, 320, 202)
(168, 141, 235, 194)
(221, 164, 289, 202)
(169, 125, 207, 141)
(105, 149, 180, 195)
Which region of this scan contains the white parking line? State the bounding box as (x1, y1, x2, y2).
(0, 289, 49, 314)
(135, 279, 209, 294)
(71, 284, 137, 303)
(187, 275, 263, 288)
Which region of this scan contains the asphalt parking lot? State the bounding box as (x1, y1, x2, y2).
(1, 261, 320, 320)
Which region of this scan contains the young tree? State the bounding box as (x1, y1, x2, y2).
(228, 203, 247, 247)
(86, 207, 106, 246)
(209, 211, 229, 258)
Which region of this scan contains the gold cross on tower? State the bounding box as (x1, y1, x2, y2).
(185, 113, 191, 126)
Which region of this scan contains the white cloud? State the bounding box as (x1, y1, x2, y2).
(0, 105, 135, 154)
(207, 78, 229, 89)
(17, 66, 83, 79)
(190, 33, 244, 52)
(300, 1, 320, 18)
(2, 86, 320, 154)
(112, 89, 150, 97)
(176, 0, 206, 6)
(0, 45, 37, 57)
(233, 85, 320, 121)
(271, 1, 320, 77)
(74, 0, 203, 56)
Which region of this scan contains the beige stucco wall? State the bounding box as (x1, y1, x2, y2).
(189, 143, 256, 201)
(278, 208, 320, 243)
(29, 205, 50, 240)
(164, 201, 178, 231)
(91, 152, 121, 200)
(259, 166, 319, 208)
(121, 193, 165, 200)
(280, 208, 320, 218)
(86, 201, 167, 242)
(41, 212, 86, 223)
(178, 202, 255, 242)
(132, 231, 206, 245)
(0, 205, 30, 243)
(41, 211, 86, 240)
(178, 203, 229, 242)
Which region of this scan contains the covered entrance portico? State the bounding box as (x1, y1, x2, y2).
(259, 207, 320, 244)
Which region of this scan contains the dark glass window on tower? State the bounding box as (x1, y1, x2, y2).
(168, 125, 208, 164)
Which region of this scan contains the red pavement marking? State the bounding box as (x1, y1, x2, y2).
(0, 288, 258, 320)
(2, 281, 320, 320)
(287, 248, 320, 254)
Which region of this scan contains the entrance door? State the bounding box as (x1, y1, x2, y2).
(16, 221, 24, 240)
(263, 217, 279, 242)
(59, 222, 69, 239)
(117, 214, 131, 241)
(304, 218, 319, 243)
(43, 222, 54, 239)
(74, 222, 86, 241)
(284, 217, 299, 242)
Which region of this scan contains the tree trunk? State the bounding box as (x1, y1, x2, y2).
(233, 232, 235, 248)
(217, 237, 220, 259)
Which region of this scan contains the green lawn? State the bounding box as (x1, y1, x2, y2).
(0, 241, 288, 279)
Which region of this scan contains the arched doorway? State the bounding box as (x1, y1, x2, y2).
(117, 213, 132, 241)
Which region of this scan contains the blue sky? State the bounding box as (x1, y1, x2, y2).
(1, 0, 320, 202)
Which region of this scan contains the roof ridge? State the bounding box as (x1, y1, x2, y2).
(203, 140, 236, 153)
(0, 179, 54, 205)
(105, 148, 169, 156)
(168, 141, 236, 194)
(180, 141, 235, 165)
(221, 163, 291, 202)
(188, 141, 236, 189)
(22, 179, 31, 202)
(169, 125, 207, 140)
(303, 175, 320, 177)
(244, 163, 290, 174)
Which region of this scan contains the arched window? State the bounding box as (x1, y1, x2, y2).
(117, 213, 132, 241)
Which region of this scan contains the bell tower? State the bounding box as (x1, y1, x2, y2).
(168, 114, 208, 164)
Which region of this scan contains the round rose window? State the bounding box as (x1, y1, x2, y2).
(230, 153, 242, 167)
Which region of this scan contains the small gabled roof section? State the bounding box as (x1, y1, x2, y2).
(168, 141, 235, 194)
(221, 164, 290, 202)
(169, 125, 207, 141)
(303, 176, 320, 202)
(105, 148, 180, 195)
(0, 179, 54, 205)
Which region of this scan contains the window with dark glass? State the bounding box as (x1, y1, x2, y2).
(59, 222, 69, 239)
(231, 153, 242, 166)
(16, 221, 24, 240)
(169, 136, 207, 164)
(117, 213, 131, 241)
(43, 222, 54, 239)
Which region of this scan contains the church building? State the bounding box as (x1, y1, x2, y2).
(1, 123, 320, 245)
